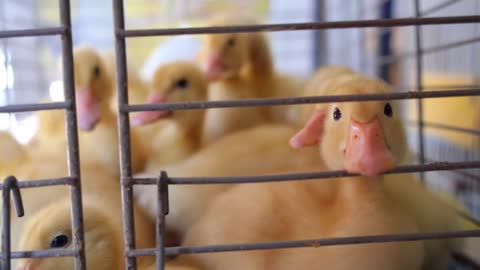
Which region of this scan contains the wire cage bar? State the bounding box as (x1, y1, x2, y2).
(414, 0, 426, 181)
(0, 0, 479, 269)
(111, 1, 480, 270)
(0, 0, 86, 269)
(112, 0, 140, 269)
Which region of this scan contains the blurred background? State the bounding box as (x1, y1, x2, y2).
(0, 0, 479, 220)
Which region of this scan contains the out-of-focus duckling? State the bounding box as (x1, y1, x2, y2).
(198, 17, 270, 144)
(72, 45, 146, 174)
(134, 124, 320, 241)
(16, 191, 155, 270)
(132, 61, 208, 168)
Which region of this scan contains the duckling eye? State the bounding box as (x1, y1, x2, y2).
(227, 37, 235, 47)
(176, 78, 189, 89)
(50, 234, 70, 249)
(384, 103, 393, 117)
(93, 65, 101, 78)
(333, 107, 342, 121)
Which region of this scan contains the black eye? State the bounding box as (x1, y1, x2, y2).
(333, 107, 342, 121)
(227, 37, 235, 47)
(50, 234, 70, 249)
(176, 78, 188, 89)
(93, 65, 101, 77)
(384, 103, 393, 117)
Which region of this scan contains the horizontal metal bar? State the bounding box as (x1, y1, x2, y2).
(121, 15, 480, 37)
(11, 249, 78, 259)
(0, 27, 66, 38)
(379, 36, 480, 65)
(132, 160, 480, 185)
(126, 229, 480, 257)
(409, 121, 480, 137)
(0, 177, 75, 190)
(125, 88, 480, 112)
(0, 102, 70, 113)
(421, 0, 463, 16)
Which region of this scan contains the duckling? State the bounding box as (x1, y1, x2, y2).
(198, 17, 270, 144)
(0, 131, 27, 178)
(132, 61, 208, 168)
(292, 67, 462, 270)
(173, 73, 423, 270)
(72, 45, 146, 174)
(29, 109, 67, 159)
(15, 191, 155, 270)
(134, 124, 320, 241)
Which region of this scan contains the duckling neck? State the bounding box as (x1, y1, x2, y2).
(178, 111, 204, 149)
(99, 101, 117, 128)
(336, 176, 385, 202)
(244, 32, 274, 80)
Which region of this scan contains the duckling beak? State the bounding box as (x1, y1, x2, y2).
(204, 53, 224, 81)
(16, 260, 34, 270)
(345, 117, 395, 176)
(76, 87, 100, 131)
(131, 92, 172, 127)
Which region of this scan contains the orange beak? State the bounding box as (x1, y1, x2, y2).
(76, 88, 100, 131)
(131, 92, 172, 127)
(344, 117, 395, 176)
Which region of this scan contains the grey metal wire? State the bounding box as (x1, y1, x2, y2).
(0, 0, 86, 268)
(1, 176, 24, 270)
(0, 0, 478, 268)
(112, 1, 139, 269)
(125, 88, 480, 112)
(132, 161, 480, 185)
(120, 15, 480, 37)
(414, 0, 426, 182)
(127, 229, 480, 257)
(59, 0, 86, 268)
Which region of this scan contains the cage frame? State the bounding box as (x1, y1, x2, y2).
(0, 0, 478, 270)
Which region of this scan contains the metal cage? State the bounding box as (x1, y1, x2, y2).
(1, 0, 480, 270)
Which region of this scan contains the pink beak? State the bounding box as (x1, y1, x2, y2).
(204, 53, 224, 81)
(76, 88, 100, 131)
(16, 261, 33, 270)
(131, 92, 172, 127)
(345, 117, 395, 176)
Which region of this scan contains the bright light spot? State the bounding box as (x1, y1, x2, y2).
(49, 80, 65, 101)
(0, 51, 14, 91)
(10, 115, 37, 145)
(6, 65, 14, 89)
(0, 64, 6, 92)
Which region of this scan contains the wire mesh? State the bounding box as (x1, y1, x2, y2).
(0, 0, 479, 269)
(112, 1, 480, 270)
(0, 0, 86, 270)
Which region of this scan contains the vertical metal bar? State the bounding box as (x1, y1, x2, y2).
(414, 0, 426, 182)
(112, 0, 137, 269)
(2, 176, 24, 270)
(2, 180, 13, 270)
(312, 0, 327, 69)
(59, 0, 86, 269)
(155, 172, 169, 270)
